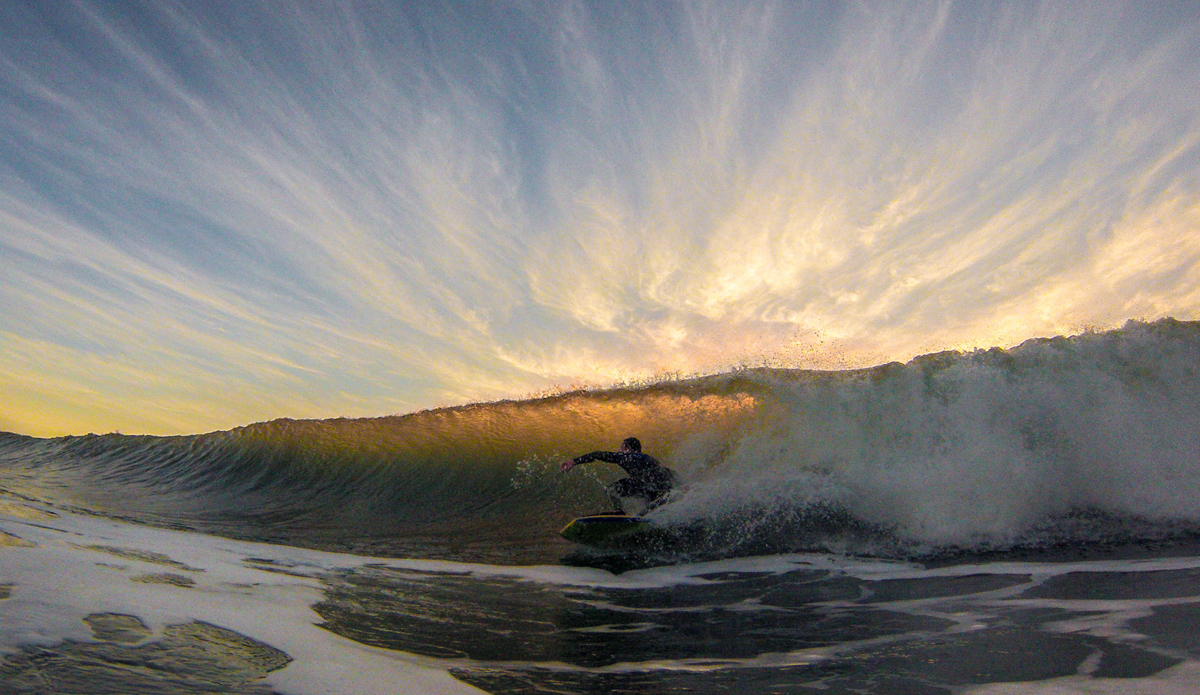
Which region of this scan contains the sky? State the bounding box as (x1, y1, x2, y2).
(1, 1, 1198, 437)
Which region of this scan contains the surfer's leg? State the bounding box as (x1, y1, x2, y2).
(606, 478, 639, 513)
(641, 483, 675, 512)
(638, 469, 674, 513)
(606, 487, 623, 512)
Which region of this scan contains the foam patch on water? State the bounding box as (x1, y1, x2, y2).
(0, 500, 484, 694)
(965, 661, 1200, 695)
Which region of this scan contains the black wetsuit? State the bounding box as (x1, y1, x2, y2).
(571, 450, 676, 511)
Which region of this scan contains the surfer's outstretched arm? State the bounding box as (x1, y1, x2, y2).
(561, 451, 622, 472)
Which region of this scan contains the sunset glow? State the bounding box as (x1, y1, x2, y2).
(2, 1, 1198, 436)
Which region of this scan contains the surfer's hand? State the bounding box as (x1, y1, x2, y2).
(560, 459, 575, 472)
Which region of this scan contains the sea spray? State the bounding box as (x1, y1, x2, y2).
(662, 318, 1200, 556)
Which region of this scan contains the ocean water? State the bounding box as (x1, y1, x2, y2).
(3, 318, 1200, 693)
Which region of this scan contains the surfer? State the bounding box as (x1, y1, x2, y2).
(561, 437, 676, 513)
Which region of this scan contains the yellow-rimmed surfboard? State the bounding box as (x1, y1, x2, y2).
(560, 511, 653, 545)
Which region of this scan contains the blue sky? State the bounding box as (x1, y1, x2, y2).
(2, 1, 1198, 436)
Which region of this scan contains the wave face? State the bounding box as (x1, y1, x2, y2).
(3, 318, 1200, 564)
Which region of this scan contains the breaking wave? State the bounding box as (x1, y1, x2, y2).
(2, 318, 1200, 564)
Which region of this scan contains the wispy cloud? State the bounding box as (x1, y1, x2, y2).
(1, 1, 1198, 435)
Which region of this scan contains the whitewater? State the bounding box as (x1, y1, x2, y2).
(3, 318, 1200, 693)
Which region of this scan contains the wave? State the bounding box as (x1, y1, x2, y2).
(2, 318, 1200, 564)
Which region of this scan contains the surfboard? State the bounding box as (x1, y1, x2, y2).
(560, 511, 653, 545)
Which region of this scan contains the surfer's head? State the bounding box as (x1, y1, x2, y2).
(621, 437, 642, 452)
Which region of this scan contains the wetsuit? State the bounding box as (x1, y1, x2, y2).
(571, 450, 676, 511)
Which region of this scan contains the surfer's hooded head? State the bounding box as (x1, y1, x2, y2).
(621, 437, 642, 452)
